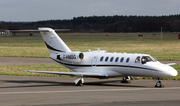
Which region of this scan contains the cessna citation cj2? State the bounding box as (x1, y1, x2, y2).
(26, 27, 178, 87)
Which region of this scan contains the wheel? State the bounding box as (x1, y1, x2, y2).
(155, 81, 164, 88)
(121, 77, 131, 83)
(156, 81, 161, 87)
(75, 80, 84, 86)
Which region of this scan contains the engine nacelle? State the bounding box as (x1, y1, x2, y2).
(50, 52, 84, 63)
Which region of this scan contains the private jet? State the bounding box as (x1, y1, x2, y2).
(26, 27, 178, 87)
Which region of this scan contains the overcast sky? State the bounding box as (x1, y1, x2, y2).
(0, 0, 180, 22)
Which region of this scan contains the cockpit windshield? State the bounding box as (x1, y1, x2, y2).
(151, 56, 157, 62)
(141, 56, 154, 64)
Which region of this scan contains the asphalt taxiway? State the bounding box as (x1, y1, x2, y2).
(0, 76, 180, 106)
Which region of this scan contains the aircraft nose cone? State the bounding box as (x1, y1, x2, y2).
(170, 68, 178, 77)
(150, 63, 178, 78)
(166, 66, 178, 77)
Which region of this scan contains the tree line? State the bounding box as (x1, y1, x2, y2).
(0, 15, 180, 32)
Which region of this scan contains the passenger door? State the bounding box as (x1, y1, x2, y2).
(91, 56, 97, 67)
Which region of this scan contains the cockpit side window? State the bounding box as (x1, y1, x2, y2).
(135, 56, 140, 63)
(141, 56, 153, 64)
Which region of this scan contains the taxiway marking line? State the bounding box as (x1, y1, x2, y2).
(0, 87, 180, 95)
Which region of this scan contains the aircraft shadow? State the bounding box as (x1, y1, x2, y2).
(0, 79, 145, 88)
(84, 80, 145, 87)
(0, 80, 72, 89)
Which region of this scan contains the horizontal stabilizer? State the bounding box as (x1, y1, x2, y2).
(26, 70, 105, 77)
(10, 29, 70, 32)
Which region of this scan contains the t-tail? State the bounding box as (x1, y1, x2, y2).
(38, 27, 71, 54)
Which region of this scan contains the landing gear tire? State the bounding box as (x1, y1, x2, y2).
(155, 81, 164, 88)
(75, 80, 84, 86)
(74, 77, 84, 86)
(121, 76, 131, 83)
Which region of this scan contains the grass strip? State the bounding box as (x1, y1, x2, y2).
(0, 33, 180, 60)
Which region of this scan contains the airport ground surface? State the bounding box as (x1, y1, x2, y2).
(0, 57, 180, 105)
(0, 76, 180, 106)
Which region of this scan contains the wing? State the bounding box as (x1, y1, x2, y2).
(26, 70, 106, 77)
(165, 63, 176, 66)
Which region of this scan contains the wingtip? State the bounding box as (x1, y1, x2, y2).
(25, 70, 31, 72)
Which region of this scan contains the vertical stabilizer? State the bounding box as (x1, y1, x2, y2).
(38, 27, 71, 53)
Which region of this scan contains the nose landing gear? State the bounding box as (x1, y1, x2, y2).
(155, 78, 164, 88)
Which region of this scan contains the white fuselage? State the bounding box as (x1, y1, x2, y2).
(50, 51, 178, 79)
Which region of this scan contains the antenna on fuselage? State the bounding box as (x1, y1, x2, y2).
(98, 48, 100, 52)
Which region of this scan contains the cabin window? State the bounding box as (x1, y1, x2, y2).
(110, 57, 114, 62)
(141, 56, 153, 64)
(120, 57, 124, 62)
(105, 57, 109, 62)
(135, 56, 140, 63)
(115, 57, 119, 62)
(100, 56, 104, 61)
(126, 58, 130, 63)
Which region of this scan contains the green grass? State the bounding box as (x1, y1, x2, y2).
(171, 65, 180, 80)
(0, 35, 49, 57)
(0, 32, 179, 60)
(0, 64, 179, 80)
(0, 64, 72, 77)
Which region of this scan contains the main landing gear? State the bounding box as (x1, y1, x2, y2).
(121, 76, 134, 83)
(155, 78, 164, 88)
(74, 77, 84, 86)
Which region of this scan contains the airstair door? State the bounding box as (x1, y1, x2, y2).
(91, 56, 97, 67)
